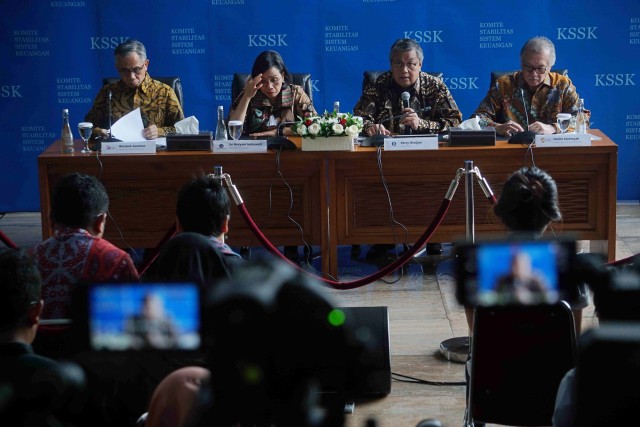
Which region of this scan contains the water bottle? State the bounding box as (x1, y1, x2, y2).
(333, 101, 340, 114)
(61, 108, 74, 153)
(215, 105, 228, 140)
(575, 98, 587, 134)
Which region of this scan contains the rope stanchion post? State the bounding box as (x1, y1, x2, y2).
(439, 160, 496, 364)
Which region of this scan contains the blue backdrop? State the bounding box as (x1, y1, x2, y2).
(2, 0, 639, 211)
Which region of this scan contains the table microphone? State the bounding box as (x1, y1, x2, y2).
(267, 120, 297, 150)
(102, 89, 121, 142)
(508, 88, 536, 145)
(361, 106, 431, 147)
(401, 91, 412, 135)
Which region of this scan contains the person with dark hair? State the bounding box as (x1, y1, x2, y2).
(354, 38, 462, 137)
(32, 173, 139, 320)
(492, 166, 589, 331)
(0, 248, 85, 426)
(493, 165, 562, 236)
(85, 38, 184, 140)
(229, 50, 317, 137)
(174, 174, 244, 272)
(353, 38, 462, 259)
(473, 36, 588, 137)
(148, 232, 234, 289)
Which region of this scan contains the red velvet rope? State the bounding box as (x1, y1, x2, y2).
(605, 253, 639, 268)
(0, 230, 18, 249)
(237, 198, 452, 289)
(137, 223, 178, 276)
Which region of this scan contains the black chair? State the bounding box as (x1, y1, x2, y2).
(231, 73, 313, 103)
(103, 76, 184, 109)
(488, 68, 569, 89)
(465, 302, 577, 426)
(361, 70, 443, 92)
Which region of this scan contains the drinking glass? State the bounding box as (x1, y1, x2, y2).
(228, 120, 243, 140)
(78, 122, 93, 153)
(556, 114, 571, 134)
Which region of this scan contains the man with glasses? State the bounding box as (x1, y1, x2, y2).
(353, 38, 461, 258)
(354, 38, 461, 137)
(85, 38, 184, 140)
(473, 36, 587, 137)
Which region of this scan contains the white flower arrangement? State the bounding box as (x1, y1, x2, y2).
(294, 111, 363, 139)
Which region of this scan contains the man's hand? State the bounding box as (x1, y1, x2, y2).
(400, 107, 420, 130)
(366, 123, 391, 136)
(495, 121, 525, 137)
(528, 121, 556, 135)
(142, 124, 158, 140)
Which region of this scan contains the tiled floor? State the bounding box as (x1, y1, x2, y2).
(1, 204, 638, 427)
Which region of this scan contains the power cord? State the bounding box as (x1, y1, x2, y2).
(392, 372, 465, 386)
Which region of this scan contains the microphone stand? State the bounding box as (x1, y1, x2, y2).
(267, 121, 297, 150)
(102, 89, 121, 143)
(361, 106, 431, 147)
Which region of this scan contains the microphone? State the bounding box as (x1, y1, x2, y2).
(267, 120, 297, 150)
(401, 92, 412, 135)
(361, 106, 431, 147)
(520, 88, 530, 130)
(507, 88, 536, 145)
(102, 89, 121, 142)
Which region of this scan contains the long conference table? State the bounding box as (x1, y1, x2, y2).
(38, 130, 617, 278)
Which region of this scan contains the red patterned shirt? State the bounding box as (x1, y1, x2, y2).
(33, 228, 139, 319)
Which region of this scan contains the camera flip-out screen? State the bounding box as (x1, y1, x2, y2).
(87, 282, 201, 351)
(455, 239, 577, 307)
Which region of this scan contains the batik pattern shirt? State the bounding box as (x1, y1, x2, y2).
(33, 228, 139, 319)
(473, 71, 589, 131)
(85, 73, 184, 137)
(353, 71, 462, 134)
(230, 84, 316, 134)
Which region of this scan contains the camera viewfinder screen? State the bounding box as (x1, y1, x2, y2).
(88, 282, 200, 351)
(470, 240, 571, 306)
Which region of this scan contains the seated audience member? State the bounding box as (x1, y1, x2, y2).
(473, 36, 588, 137)
(491, 166, 589, 332)
(174, 174, 244, 272)
(353, 37, 462, 259)
(229, 49, 316, 138)
(228, 50, 316, 262)
(85, 38, 184, 141)
(146, 232, 233, 289)
(0, 248, 85, 426)
(143, 366, 211, 427)
(32, 173, 139, 320)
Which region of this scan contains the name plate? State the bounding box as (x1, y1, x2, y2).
(101, 140, 156, 154)
(384, 135, 439, 151)
(213, 140, 267, 153)
(535, 133, 591, 147)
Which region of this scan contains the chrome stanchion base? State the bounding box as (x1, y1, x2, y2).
(439, 336, 470, 363)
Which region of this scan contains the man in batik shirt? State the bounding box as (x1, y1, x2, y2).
(354, 38, 462, 136)
(85, 38, 184, 140)
(33, 173, 139, 320)
(473, 36, 588, 137)
(353, 38, 461, 258)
